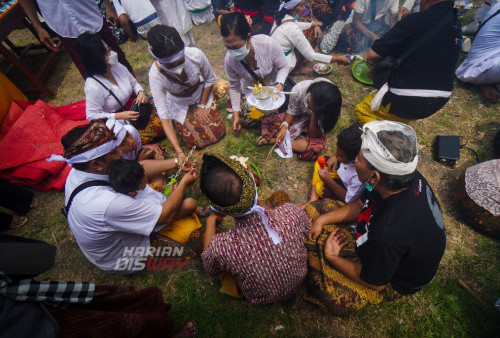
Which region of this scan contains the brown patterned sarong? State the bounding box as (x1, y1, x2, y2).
(453, 173, 500, 239)
(174, 100, 226, 149)
(304, 199, 401, 314)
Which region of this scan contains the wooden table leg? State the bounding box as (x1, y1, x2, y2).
(0, 43, 54, 98)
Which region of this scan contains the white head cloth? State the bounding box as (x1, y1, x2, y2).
(148, 47, 185, 64)
(210, 188, 283, 245)
(279, 0, 301, 11)
(105, 118, 127, 145)
(361, 120, 418, 175)
(45, 122, 126, 165)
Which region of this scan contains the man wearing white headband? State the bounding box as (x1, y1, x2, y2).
(56, 120, 197, 273)
(199, 153, 311, 304)
(306, 121, 446, 313)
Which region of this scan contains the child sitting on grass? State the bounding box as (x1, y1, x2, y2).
(108, 159, 209, 218)
(302, 124, 363, 207)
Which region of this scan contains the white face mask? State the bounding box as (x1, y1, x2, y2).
(228, 41, 250, 61)
(167, 63, 185, 76)
(108, 51, 119, 66)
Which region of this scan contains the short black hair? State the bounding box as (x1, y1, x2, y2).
(366, 130, 417, 190)
(76, 32, 107, 76)
(307, 81, 342, 133)
(108, 159, 145, 195)
(200, 161, 242, 207)
(61, 124, 104, 171)
(337, 124, 363, 162)
(147, 25, 184, 59)
(220, 12, 251, 39)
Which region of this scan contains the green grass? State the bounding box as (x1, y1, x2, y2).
(3, 14, 500, 337)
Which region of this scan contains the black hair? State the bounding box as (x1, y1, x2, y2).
(61, 124, 105, 171)
(200, 158, 242, 207)
(274, 0, 294, 26)
(307, 81, 342, 133)
(366, 130, 417, 190)
(147, 25, 185, 59)
(220, 12, 251, 39)
(76, 32, 107, 76)
(337, 124, 363, 162)
(108, 159, 145, 195)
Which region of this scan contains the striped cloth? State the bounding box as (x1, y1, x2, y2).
(202, 203, 311, 304)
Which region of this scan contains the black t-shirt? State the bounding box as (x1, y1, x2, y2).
(355, 172, 446, 295)
(371, 2, 461, 119)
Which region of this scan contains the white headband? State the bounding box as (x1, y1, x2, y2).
(210, 187, 283, 245)
(279, 0, 301, 11)
(148, 47, 184, 64)
(46, 122, 126, 165)
(361, 121, 418, 175)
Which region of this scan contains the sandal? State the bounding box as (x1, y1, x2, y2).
(196, 206, 212, 218)
(9, 216, 28, 229)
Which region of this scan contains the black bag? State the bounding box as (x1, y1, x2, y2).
(129, 99, 153, 130)
(371, 12, 454, 89)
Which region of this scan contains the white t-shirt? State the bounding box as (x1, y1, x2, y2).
(85, 63, 144, 120)
(134, 185, 168, 232)
(36, 0, 103, 38)
(65, 169, 162, 272)
(354, 0, 399, 24)
(337, 162, 364, 203)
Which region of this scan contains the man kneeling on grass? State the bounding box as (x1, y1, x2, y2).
(304, 121, 446, 313)
(48, 120, 198, 273)
(200, 153, 311, 304)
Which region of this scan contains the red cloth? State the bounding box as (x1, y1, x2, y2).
(0, 100, 88, 191)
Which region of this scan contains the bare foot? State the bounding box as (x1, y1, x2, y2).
(256, 136, 276, 147)
(173, 321, 197, 338)
(9, 216, 27, 229)
(480, 84, 500, 103)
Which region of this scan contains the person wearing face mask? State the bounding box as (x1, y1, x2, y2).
(257, 79, 342, 161)
(77, 33, 149, 123)
(270, 0, 351, 74)
(148, 25, 225, 164)
(221, 12, 290, 131)
(304, 121, 446, 314)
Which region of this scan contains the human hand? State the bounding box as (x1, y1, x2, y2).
(170, 181, 179, 193)
(180, 168, 197, 186)
(275, 83, 284, 93)
(233, 113, 242, 133)
(308, 218, 324, 242)
(116, 111, 140, 121)
(138, 147, 154, 161)
(105, 4, 119, 26)
(313, 24, 323, 39)
(194, 106, 210, 124)
(181, 160, 195, 173)
(334, 55, 352, 65)
(371, 33, 380, 42)
(398, 7, 410, 18)
(207, 213, 224, 226)
(318, 169, 332, 183)
(177, 152, 187, 168)
(135, 91, 148, 106)
(324, 228, 348, 258)
(36, 27, 59, 52)
(276, 125, 287, 144)
(326, 155, 338, 172)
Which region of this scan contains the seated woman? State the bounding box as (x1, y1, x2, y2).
(148, 25, 225, 165)
(221, 12, 289, 131)
(305, 121, 446, 314)
(335, 0, 398, 53)
(454, 159, 500, 240)
(271, 0, 351, 74)
(258, 79, 341, 160)
(77, 32, 163, 145)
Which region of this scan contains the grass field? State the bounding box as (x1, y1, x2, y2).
(2, 9, 500, 337)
